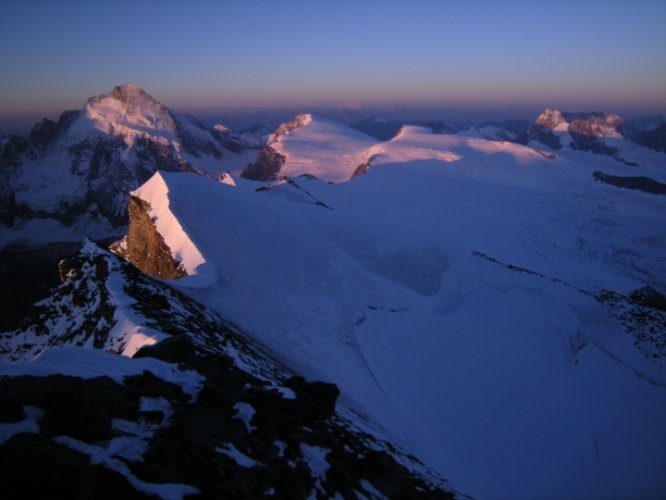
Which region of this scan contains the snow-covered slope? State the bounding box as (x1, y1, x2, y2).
(0, 84, 255, 246)
(241, 114, 378, 182)
(127, 122, 666, 498)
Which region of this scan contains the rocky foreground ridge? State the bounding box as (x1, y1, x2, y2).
(0, 243, 456, 498)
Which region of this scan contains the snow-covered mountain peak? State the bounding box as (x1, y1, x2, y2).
(535, 109, 568, 131)
(242, 114, 378, 182)
(0, 84, 258, 245)
(83, 83, 176, 135)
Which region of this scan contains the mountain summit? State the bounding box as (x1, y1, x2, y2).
(0, 84, 251, 245)
(83, 83, 177, 134)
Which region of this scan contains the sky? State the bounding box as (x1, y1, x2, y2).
(1, 0, 665, 127)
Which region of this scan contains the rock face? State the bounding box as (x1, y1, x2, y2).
(113, 195, 186, 280)
(0, 84, 249, 242)
(0, 243, 457, 498)
(518, 109, 646, 160)
(240, 115, 312, 181)
(240, 145, 286, 180)
(592, 170, 666, 195)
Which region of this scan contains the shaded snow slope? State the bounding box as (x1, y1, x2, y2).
(135, 138, 666, 498)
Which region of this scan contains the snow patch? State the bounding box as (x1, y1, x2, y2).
(232, 402, 257, 432)
(216, 443, 262, 468)
(0, 406, 43, 445)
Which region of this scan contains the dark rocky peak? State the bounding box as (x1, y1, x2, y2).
(27, 109, 79, 154)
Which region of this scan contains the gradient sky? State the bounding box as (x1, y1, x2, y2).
(1, 0, 665, 121)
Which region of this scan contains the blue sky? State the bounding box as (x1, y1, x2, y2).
(1, 0, 665, 120)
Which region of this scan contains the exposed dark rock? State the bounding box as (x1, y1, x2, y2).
(134, 334, 195, 364)
(124, 371, 187, 403)
(0, 375, 140, 441)
(517, 125, 562, 150)
(285, 375, 340, 422)
(570, 132, 618, 157)
(630, 286, 666, 311)
(0, 433, 149, 499)
(351, 160, 370, 178)
(592, 171, 666, 195)
(0, 242, 79, 332)
(27, 110, 79, 154)
(122, 195, 186, 279)
(0, 396, 25, 423)
(241, 146, 286, 180)
(597, 289, 666, 366)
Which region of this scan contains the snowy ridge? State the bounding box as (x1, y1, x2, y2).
(131, 172, 209, 280)
(244, 114, 379, 182)
(245, 116, 571, 183)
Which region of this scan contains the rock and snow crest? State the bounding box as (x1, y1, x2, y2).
(130, 172, 208, 279)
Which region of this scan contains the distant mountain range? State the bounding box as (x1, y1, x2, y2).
(2, 84, 665, 246)
(1, 84, 665, 498)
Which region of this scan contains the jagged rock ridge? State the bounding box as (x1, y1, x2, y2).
(0, 243, 456, 498)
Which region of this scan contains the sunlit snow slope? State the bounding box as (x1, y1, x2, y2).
(242, 114, 379, 182)
(133, 125, 666, 499)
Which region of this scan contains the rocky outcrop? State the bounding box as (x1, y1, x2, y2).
(241, 145, 286, 180)
(598, 287, 666, 367)
(568, 113, 623, 137)
(592, 171, 666, 195)
(116, 195, 186, 280)
(240, 114, 312, 181)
